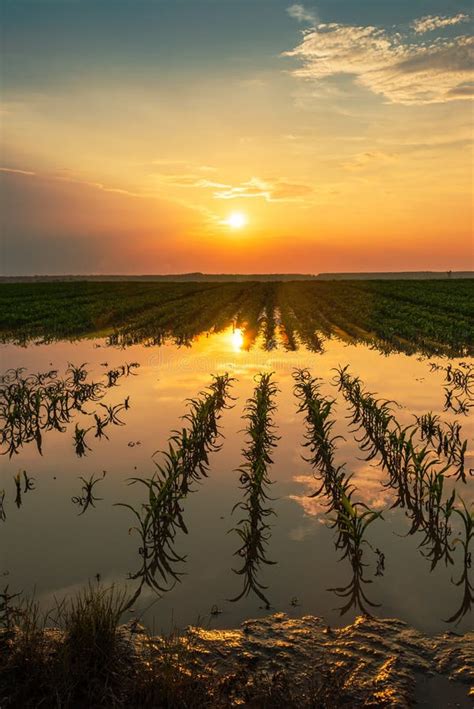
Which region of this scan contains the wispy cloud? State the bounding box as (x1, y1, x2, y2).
(411, 13, 470, 34)
(287, 3, 318, 25)
(0, 166, 36, 176)
(284, 20, 474, 104)
(342, 151, 399, 171)
(209, 176, 313, 202)
(153, 172, 315, 203)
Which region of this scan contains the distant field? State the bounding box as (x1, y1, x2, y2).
(1, 280, 473, 356)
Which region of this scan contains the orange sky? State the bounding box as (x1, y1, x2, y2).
(1, 1, 473, 274)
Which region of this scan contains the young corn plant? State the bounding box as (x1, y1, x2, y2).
(230, 373, 279, 608)
(416, 413, 469, 484)
(0, 363, 137, 457)
(119, 374, 234, 606)
(293, 368, 384, 616)
(327, 487, 383, 616)
(335, 366, 463, 574)
(444, 498, 473, 625)
(71, 471, 107, 515)
(13, 470, 35, 509)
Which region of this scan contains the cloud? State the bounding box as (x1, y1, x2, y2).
(342, 151, 398, 171)
(209, 176, 313, 202)
(0, 169, 203, 275)
(157, 172, 314, 202)
(289, 472, 390, 518)
(0, 166, 36, 176)
(411, 13, 470, 34)
(287, 3, 318, 25)
(284, 21, 474, 104)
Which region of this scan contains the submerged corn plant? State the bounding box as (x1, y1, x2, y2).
(327, 490, 384, 616)
(0, 363, 138, 458)
(444, 498, 473, 625)
(0, 491, 6, 523)
(334, 366, 469, 574)
(428, 361, 474, 415)
(13, 470, 35, 509)
(417, 413, 469, 483)
(118, 374, 234, 606)
(230, 373, 279, 608)
(105, 362, 140, 388)
(293, 369, 383, 616)
(72, 471, 107, 515)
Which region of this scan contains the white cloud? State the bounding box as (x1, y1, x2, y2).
(287, 3, 318, 25)
(411, 13, 470, 34)
(284, 21, 474, 104)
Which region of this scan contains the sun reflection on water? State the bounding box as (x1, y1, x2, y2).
(231, 328, 244, 351)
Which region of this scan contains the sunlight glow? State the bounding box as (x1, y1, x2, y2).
(231, 327, 244, 351)
(227, 212, 247, 229)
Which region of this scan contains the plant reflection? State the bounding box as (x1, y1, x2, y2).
(0, 363, 138, 458)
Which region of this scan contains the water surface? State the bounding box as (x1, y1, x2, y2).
(1, 328, 472, 634)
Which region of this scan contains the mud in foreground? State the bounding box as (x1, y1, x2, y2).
(2, 612, 472, 707)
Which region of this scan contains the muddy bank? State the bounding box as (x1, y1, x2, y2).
(3, 612, 472, 707)
(142, 613, 473, 707)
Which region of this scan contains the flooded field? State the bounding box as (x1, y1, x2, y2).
(1, 322, 472, 635)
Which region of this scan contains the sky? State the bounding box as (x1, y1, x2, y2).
(1, 0, 473, 275)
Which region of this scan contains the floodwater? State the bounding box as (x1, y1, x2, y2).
(1, 327, 472, 635)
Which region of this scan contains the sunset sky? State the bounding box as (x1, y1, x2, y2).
(1, 0, 473, 275)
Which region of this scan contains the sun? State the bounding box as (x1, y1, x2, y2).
(226, 211, 247, 229)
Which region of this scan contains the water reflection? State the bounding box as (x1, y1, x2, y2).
(0, 363, 138, 458)
(0, 330, 472, 633)
(13, 470, 35, 509)
(230, 327, 244, 352)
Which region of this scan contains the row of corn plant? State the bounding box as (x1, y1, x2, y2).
(416, 413, 468, 483)
(335, 365, 473, 620)
(428, 361, 473, 415)
(119, 374, 234, 606)
(229, 373, 279, 607)
(293, 368, 384, 615)
(3, 280, 472, 355)
(445, 499, 473, 624)
(335, 366, 456, 568)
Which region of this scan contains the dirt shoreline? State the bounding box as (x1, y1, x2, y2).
(3, 612, 472, 707)
(141, 613, 473, 707)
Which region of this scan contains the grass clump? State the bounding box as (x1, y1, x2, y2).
(0, 582, 215, 708)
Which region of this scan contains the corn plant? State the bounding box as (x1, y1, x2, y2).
(72, 471, 107, 515)
(118, 374, 234, 606)
(230, 373, 279, 607)
(444, 498, 473, 624)
(0, 363, 137, 457)
(334, 366, 465, 573)
(294, 368, 383, 616)
(417, 413, 469, 483)
(13, 470, 35, 509)
(0, 491, 5, 523)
